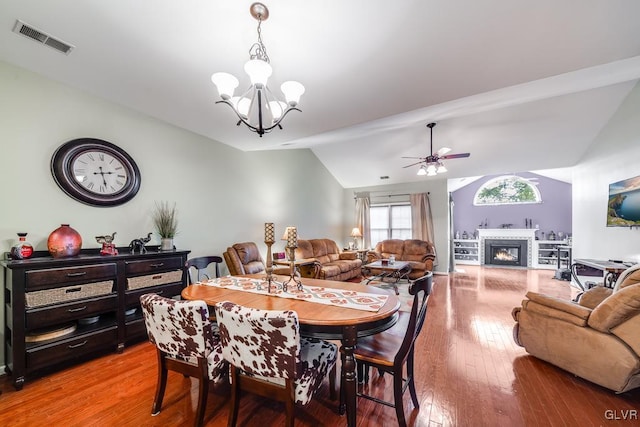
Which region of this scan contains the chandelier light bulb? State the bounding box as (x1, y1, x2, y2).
(211, 72, 239, 100)
(281, 81, 305, 107)
(244, 59, 272, 87)
(269, 101, 287, 121)
(426, 164, 438, 176)
(231, 96, 251, 118)
(417, 165, 427, 176)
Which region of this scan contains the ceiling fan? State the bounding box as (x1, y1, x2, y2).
(403, 122, 470, 176)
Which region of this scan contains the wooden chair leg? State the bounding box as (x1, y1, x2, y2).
(329, 363, 337, 400)
(393, 370, 407, 427)
(227, 367, 240, 427)
(194, 360, 209, 427)
(152, 350, 168, 415)
(285, 398, 295, 427)
(407, 350, 419, 408)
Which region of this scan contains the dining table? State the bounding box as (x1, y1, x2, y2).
(181, 274, 400, 427)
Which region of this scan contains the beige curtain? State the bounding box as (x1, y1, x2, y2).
(355, 192, 371, 249)
(410, 193, 437, 264)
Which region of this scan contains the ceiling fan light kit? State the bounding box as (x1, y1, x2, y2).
(211, 3, 304, 137)
(403, 122, 470, 176)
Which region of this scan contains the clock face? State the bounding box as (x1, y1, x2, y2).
(72, 151, 129, 195)
(51, 138, 141, 207)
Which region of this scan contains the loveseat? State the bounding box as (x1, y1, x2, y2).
(512, 264, 640, 393)
(366, 239, 436, 279)
(294, 238, 362, 281)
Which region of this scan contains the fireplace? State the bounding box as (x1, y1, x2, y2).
(484, 239, 528, 267)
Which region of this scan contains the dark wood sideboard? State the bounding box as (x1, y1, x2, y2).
(2, 248, 190, 390)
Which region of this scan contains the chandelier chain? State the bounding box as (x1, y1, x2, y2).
(248, 16, 270, 63)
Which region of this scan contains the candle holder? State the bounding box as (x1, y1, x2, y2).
(283, 226, 302, 291)
(264, 222, 275, 293)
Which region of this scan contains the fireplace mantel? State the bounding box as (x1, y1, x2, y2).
(477, 229, 535, 267)
(477, 228, 536, 239)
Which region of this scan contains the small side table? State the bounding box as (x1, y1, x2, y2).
(344, 249, 369, 262)
(273, 258, 319, 278)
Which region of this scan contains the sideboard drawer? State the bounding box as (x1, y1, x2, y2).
(26, 294, 118, 330)
(26, 326, 118, 371)
(125, 282, 185, 306)
(26, 263, 117, 291)
(25, 280, 114, 308)
(125, 257, 183, 275)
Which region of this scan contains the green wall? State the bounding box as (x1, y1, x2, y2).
(0, 60, 346, 367)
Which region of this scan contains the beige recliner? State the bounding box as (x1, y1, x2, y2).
(512, 264, 640, 393)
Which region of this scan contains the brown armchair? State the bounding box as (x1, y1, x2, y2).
(223, 242, 288, 276)
(367, 239, 436, 279)
(512, 264, 640, 393)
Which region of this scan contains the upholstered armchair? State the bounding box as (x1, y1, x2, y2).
(223, 241, 289, 276)
(367, 239, 436, 279)
(512, 264, 640, 393)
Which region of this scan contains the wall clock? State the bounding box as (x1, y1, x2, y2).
(51, 138, 141, 207)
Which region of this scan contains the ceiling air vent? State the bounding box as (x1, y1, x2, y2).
(12, 20, 75, 55)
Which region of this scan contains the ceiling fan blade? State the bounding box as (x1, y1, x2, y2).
(403, 161, 424, 168)
(441, 152, 470, 160)
(401, 156, 427, 160)
(436, 147, 451, 156)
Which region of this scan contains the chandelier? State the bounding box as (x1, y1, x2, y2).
(211, 3, 305, 137)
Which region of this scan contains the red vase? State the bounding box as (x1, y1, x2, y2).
(48, 224, 82, 258)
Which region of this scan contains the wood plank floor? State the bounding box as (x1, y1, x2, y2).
(1, 266, 639, 426)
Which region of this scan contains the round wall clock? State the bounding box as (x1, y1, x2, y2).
(51, 138, 141, 207)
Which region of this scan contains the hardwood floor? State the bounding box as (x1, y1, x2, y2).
(1, 266, 639, 426)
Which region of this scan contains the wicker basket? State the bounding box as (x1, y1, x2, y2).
(26, 280, 114, 308)
(127, 270, 183, 290)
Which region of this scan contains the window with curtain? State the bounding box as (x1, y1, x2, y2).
(370, 204, 412, 247)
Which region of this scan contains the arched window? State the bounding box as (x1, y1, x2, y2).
(473, 175, 542, 205)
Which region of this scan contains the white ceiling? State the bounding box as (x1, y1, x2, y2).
(2, 1, 640, 188)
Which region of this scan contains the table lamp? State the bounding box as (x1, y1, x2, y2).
(350, 227, 362, 250)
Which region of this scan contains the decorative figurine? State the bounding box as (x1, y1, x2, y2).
(96, 232, 118, 256)
(129, 233, 152, 254)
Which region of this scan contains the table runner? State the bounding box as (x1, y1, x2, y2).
(198, 276, 388, 312)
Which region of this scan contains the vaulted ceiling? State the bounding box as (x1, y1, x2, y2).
(1, 1, 639, 188)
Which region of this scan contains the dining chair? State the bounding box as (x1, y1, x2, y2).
(214, 300, 338, 427)
(351, 272, 432, 427)
(140, 293, 228, 427)
(185, 255, 223, 284)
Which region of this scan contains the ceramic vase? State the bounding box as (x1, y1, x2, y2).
(48, 224, 82, 258)
(160, 237, 174, 251)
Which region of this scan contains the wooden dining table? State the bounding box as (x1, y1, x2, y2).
(182, 274, 400, 427)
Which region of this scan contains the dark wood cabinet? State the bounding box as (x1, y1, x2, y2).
(2, 248, 190, 390)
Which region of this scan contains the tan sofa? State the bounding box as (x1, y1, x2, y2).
(294, 238, 362, 281)
(366, 239, 436, 279)
(223, 242, 289, 276)
(512, 264, 640, 393)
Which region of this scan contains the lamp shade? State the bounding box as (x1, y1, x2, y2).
(211, 72, 239, 100)
(437, 163, 447, 173)
(231, 96, 251, 118)
(281, 81, 305, 107)
(417, 165, 427, 176)
(268, 100, 287, 121)
(350, 227, 362, 238)
(244, 59, 272, 87)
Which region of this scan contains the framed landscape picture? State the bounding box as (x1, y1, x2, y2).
(607, 175, 640, 227)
